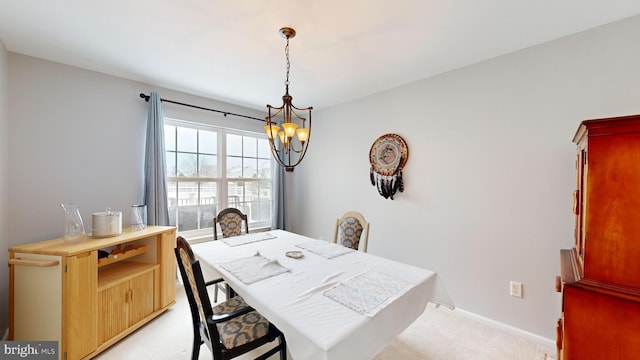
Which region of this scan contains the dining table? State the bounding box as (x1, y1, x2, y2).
(191, 230, 454, 360)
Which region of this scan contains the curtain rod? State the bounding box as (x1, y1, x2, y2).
(139, 93, 264, 122)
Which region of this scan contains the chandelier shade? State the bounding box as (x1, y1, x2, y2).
(265, 27, 313, 172)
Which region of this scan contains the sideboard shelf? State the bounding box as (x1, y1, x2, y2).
(97, 245, 147, 267)
(98, 261, 159, 291)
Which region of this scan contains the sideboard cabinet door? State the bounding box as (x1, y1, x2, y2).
(98, 267, 156, 345)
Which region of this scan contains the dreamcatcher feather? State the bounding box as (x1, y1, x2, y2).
(370, 167, 404, 200)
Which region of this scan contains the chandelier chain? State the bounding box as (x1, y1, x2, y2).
(285, 38, 290, 87)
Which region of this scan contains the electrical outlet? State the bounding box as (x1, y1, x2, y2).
(510, 281, 523, 298)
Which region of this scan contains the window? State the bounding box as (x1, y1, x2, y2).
(164, 120, 272, 234)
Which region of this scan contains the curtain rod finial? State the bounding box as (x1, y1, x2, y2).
(139, 93, 150, 102)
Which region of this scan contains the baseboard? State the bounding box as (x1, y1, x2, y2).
(453, 307, 556, 359)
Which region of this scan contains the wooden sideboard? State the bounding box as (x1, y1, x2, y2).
(557, 115, 640, 359)
(8, 226, 176, 360)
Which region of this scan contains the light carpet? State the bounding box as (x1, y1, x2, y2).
(95, 284, 553, 360)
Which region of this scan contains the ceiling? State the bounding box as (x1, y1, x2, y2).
(1, 1, 640, 111)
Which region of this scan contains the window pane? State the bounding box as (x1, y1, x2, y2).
(259, 180, 272, 198)
(258, 159, 271, 179)
(199, 130, 217, 154)
(199, 154, 217, 177)
(243, 158, 258, 178)
(167, 181, 178, 226)
(228, 181, 244, 205)
(177, 181, 197, 231)
(258, 138, 271, 158)
(177, 127, 197, 152)
(199, 181, 218, 228)
(250, 200, 271, 222)
(178, 182, 198, 206)
(177, 153, 197, 177)
(243, 136, 257, 158)
(227, 156, 242, 178)
(164, 125, 176, 151)
(178, 207, 198, 231)
(253, 180, 272, 222)
(166, 151, 177, 177)
(200, 182, 217, 205)
(227, 134, 242, 156)
(167, 181, 178, 207)
(245, 182, 258, 202)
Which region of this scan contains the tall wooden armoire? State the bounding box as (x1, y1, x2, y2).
(557, 115, 640, 359)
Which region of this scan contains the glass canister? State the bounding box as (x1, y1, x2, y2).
(131, 204, 147, 231)
(60, 203, 87, 243)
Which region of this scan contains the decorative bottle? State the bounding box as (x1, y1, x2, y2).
(61, 203, 87, 243)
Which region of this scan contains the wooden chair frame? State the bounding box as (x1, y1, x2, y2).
(212, 208, 249, 301)
(175, 236, 287, 360)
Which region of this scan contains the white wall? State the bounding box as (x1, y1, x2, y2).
(6, 54, 265, 248)
(290, 14, 640, 341)
(0, 39, 9, 334)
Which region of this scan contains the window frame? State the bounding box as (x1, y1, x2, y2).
(164, 118, 273, 239)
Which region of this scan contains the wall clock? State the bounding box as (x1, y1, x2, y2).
(369, 133, 409, 199)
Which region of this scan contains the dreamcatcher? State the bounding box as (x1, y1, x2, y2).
(369, 134, 409, 200)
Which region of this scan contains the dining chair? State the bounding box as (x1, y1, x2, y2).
(214, 208, 249, 240)
(333, 211, 370, 252)
(175, 236, 287, 360)
(212, 208, 249, 301)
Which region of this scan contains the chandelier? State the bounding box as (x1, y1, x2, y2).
(265, 27, 313, 172)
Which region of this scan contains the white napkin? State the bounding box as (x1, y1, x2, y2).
(221, 232, 277, 247)
(219, 254, 289, 284)
(296, 240, 354, 259)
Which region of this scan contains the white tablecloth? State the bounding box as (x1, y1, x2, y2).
(192, 230, 453, 360)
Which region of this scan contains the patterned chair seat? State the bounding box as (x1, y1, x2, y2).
(213, 296, 270, 350)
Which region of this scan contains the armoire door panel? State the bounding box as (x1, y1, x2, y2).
(563, 285, 640, 359)
(583, 132, 640, 288)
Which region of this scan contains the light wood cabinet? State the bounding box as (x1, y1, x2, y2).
(97, 264, 156, 345)
(9, 226, 176, 360)
(557, 115, 640, 359)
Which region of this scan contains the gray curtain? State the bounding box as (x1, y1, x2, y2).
(144, 92, 170, 226)
(271, 163, 287, 230)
